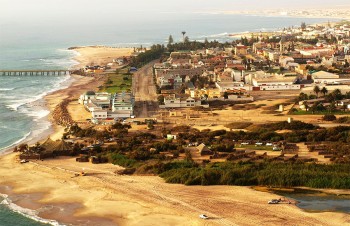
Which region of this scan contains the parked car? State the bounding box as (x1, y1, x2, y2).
(268, 199, 280, 204)
(199, 214, 209, 219)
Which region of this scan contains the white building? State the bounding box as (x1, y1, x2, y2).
(312, 71, 350, 85)
(247, 71, 300, 91)
(160, 94, 208, 108)
(112, 92, 135, 115)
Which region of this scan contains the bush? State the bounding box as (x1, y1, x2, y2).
(322, 114, 336, 121)
(336, 116, 350, 124)
(110, 153, 137, 167)
(159, 162, 350, 188)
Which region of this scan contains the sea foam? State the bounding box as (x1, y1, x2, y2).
(0, 194, 65, 226)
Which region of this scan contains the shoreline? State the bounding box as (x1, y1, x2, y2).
(0, 153, 349, 226)
(1, 37, 350, 224)
(0, 75, 74, 156)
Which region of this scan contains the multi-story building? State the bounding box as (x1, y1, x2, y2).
(160, 94, 208, 108)
(112, 92, 135, 114)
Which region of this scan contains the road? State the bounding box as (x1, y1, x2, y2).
(132, 61, 158, 118)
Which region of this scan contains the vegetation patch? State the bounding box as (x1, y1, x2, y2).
(335, 116, 350, 124)
(160, 162, 350, 188)
(225, 122, 253, 130)
(100, 69, 132, 93)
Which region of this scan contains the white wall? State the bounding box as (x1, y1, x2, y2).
(259, 85, 301, 90)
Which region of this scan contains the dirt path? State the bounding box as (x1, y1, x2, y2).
(132, 61, 158, 118)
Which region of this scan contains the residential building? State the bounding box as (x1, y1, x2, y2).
(160, 94, 209, 108)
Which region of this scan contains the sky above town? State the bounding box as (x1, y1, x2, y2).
(1, 0, 350, 22)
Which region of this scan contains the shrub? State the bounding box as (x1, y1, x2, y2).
(322, 114, 336, 121)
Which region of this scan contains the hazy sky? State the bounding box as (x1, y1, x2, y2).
(1, 0, 350, 23)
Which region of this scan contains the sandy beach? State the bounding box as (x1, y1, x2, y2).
(1, 47, 349, 226)
(0, 153, 349, 226)
(71, 46, 134, 69)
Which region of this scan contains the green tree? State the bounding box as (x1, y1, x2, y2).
(185, 150, 193, 162)
(303, 101, 309, 112)
(345, 59, 349, 68)
(328, 102, 336, 113)
(321, 87, 328, 96)
(184, 36, 190, 43)
(313, 85, 321, 97)
(301, 22, 307, 30)
(223, 92, 229, 99)
(298, 92, 308, 101)
(168, 35, 174, 47)
(158, 95, 165, 105)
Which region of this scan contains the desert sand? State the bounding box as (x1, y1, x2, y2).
(72, 46, 134, 68)
(0, 153, 349, 226)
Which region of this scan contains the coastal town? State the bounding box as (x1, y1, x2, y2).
(2, 19, 350, 226)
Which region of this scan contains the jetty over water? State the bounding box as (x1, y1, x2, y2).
(0, 70, 71, 76)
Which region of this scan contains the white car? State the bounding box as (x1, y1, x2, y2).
(268, 199, 280, 204)
(199, 214, 209, 219)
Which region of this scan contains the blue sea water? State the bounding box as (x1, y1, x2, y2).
(0, 13, 338, 226)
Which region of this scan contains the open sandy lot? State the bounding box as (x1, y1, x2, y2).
(0, 153, 349, 226)
(72, 46, 134, 68)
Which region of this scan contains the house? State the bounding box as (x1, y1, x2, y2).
(215, 81, 245, 92)
(196, 143, 213, 156)
(79, 91, 96, 104)
(79, 92, 111, 111)
(338, 99, 350, 109)
(235, 44, 248, 55)
(187, 88, 222, 99)
(157, 74, 183, 88)
(217, 73, 233, 83)
(279, 56, 295, 69)
(160, 94, 209, 108)
(298, 98, 325, 111)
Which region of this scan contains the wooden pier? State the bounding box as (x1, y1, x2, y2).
(0, 70, 71, 76)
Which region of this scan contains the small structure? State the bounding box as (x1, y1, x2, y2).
(196, 143, 213, 156)
(167, 134, 177, 140)
(279, 105, 284, 112)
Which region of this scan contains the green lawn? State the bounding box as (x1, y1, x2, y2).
(100, 69, 132, 93)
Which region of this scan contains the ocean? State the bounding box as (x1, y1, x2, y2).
(0, 13, 337, 226)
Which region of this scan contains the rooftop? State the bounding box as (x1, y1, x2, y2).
(312, 71, 340, 79)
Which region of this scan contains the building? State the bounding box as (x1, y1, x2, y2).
(112, 92, 135, 115)
(79, 91, 135, 120)
(186, 88, 221, 99)
(235, 45, 248, 55)
(311, 71, 342, 84)
(245, 71, 301, 91)
(160, 94, 209, 108)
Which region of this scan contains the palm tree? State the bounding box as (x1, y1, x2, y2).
(313, 85, 321, 98)
(181, 31, 186, 43)
(321, 87, 328, 96)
